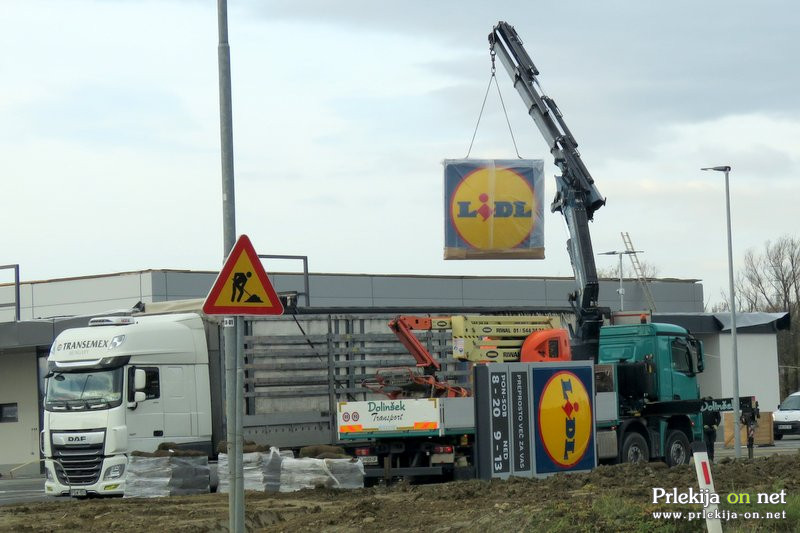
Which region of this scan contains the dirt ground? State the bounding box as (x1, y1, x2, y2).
(3, 454, 800, 533)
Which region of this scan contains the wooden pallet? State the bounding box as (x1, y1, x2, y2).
(723, 411, 774, 447)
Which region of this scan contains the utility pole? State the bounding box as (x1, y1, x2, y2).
(216, 0, 244, 530)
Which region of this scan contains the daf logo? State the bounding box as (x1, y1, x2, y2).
(53, 431, 104, 446)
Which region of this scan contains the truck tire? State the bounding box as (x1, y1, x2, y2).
(664, 430, 691, 467)
(620, 432, 649, 464)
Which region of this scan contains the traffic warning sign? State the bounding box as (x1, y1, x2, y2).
(202, 235, 284, 316)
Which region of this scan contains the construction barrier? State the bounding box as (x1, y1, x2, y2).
(723, 411, 773, 448)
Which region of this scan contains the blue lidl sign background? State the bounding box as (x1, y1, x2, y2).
(475, 361, 596, 479)
(532, 364, 596, 474)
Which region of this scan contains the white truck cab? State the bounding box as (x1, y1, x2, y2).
(42, 313, 213, 497)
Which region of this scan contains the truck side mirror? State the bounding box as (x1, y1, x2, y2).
(689, 338, 704, 373)
(128, 367, 148, 408)
(128, 390, 146, 410)
(134, 369, 146, 391)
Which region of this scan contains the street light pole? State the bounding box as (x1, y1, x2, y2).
(618, 253, 623, 310)
(702, 165, 741, 459)
(598, 250, 643, 311)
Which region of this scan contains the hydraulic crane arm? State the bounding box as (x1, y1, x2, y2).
(387, 316, 447, 372)
(371, 316, 467, 399)
(389, 314, 569, 366)
(489, 21, 607, 360)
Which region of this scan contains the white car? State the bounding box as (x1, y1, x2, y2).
(773, 392, 800, 440)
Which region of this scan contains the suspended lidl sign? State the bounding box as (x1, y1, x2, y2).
(444, 159, 545, 259)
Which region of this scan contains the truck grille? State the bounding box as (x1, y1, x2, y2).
(52, 443, 104, 485)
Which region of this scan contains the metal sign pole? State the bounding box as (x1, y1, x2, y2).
(235, 317, 245, 529)
(204, 245, 283, 533)
(223, 319, 238, 532)
(216, 0, 242, 530)
(202, 242, 285, 531)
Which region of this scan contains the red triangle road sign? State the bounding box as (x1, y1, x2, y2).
(202, 235, 284, 316)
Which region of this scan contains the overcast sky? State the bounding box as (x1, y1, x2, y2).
(2, 1, 798, 308)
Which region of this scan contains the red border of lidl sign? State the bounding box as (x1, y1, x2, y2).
(202, 234, 284, 316)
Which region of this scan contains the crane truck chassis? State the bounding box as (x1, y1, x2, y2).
(342, 315, 759, 476)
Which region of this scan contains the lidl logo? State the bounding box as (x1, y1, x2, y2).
(537, 370, 592, 468)
(443, 159, 544, 259)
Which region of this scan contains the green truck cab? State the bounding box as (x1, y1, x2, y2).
(595, 323, 705, 465)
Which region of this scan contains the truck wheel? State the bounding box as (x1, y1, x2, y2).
(620, 432, 649, 464)
(664, 430, 691, 467)
(774, 433, 783, 441)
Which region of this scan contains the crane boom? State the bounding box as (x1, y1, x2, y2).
(489, 21, 607, 360)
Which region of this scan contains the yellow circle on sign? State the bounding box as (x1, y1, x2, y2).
(538, 371, 592, 468)
(449, 167, 535, 250)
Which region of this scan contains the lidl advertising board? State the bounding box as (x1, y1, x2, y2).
(444, 159, 544, 259)
(474, 361, 596, 479)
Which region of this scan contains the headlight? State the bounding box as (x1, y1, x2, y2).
(45, 467, 53, 481)
(103, 464, 125, 480)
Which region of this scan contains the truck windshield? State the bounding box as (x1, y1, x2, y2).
(670, 338, 693, 375)
(45, 367, 123, 411)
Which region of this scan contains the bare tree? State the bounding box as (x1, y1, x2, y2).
(708, 296, 729, 313)
(735, 238, 799, 312)
(596, 259, 660, 280)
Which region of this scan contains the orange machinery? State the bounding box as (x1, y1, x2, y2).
(364, 314, 571, 399)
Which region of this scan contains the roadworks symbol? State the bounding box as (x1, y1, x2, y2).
(231, 271, 261, 303)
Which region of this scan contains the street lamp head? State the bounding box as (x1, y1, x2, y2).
(598, 250, 642, 256)
(701, 166, 731, 172)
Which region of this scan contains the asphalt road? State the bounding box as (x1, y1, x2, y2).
(0, 476, 48, 506)
(713, 434, 800, 460)
(2, 437, 798, 506)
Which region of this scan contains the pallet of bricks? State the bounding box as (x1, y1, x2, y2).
(124, 443, 210, 498)
(217, 443, 365, 492)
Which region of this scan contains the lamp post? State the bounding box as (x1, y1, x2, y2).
(598, 250, 642, 311)
(702, 165, 741, 459)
